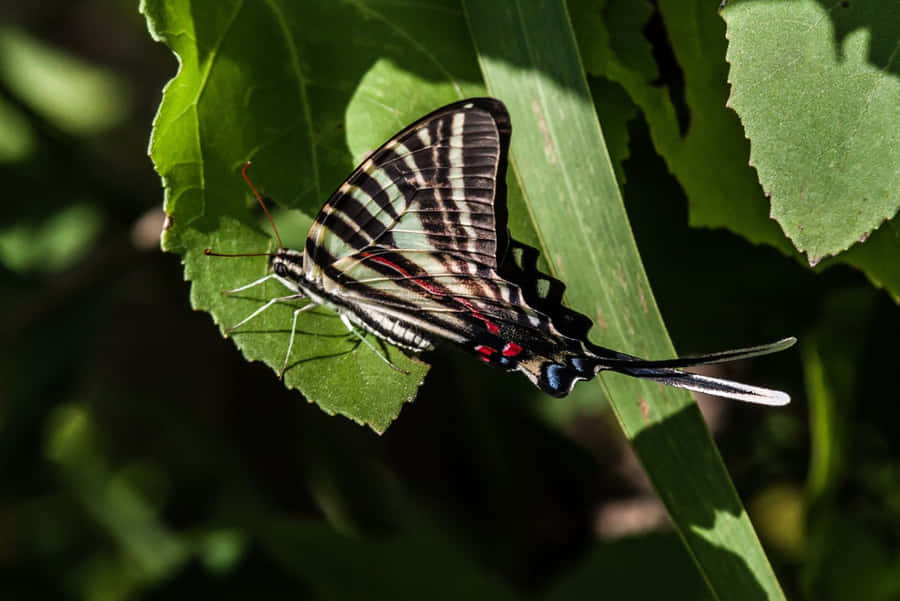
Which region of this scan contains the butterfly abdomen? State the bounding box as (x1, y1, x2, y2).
(345, 307, 434, 352)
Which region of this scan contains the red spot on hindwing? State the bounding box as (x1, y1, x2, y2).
(475, 345, 496, 362)
(501, 342, 523, 357)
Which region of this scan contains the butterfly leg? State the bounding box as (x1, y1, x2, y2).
(223, 273, 299, 295)
(279, 302, 319, 380)
(226, 294, 308, 333)
(339, 314, 410, 375)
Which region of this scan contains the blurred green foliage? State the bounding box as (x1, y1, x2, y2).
(1, 1, 898, 600)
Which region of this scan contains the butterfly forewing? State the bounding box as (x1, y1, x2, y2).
(305, 98, 510, 284)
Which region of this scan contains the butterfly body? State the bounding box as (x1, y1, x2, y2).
(269, 248, 435, 352)
(222, 98, 794, 405)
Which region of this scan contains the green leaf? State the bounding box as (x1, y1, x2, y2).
(465, 1, 787, 599)
(45, 404, 189, 583)
(570, 0, 900, 303)
(141, 0, 494, 432)
(827, 217, 900, 304)
(0, 94, 36, 162)
(0, 203, 103, 274)
(0, 26, 131, 135)
(569, 0, 796, 255)
(723, 0, 900, 265)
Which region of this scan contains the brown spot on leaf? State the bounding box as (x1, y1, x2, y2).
(638, 397, 650, 424)
(613, 264, 627, 289)
(530, 98, 556, 164)
(554, 253, 567, 281)
(623, 311, 636, 336)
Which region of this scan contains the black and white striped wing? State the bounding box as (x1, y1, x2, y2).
(303, 98, 510, 282)
(302, 98, 580, 389)
(330, 246, 592, 393)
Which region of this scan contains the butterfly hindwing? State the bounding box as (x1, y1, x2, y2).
(328, 246, 598, 394)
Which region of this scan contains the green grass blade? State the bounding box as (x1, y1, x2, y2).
(463, 1, 786, 599)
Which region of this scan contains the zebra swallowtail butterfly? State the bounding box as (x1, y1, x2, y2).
(208, 98, 794, 404)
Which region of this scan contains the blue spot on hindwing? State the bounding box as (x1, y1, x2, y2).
(541, 363, 577, 398)
(569, 356, 594, 376)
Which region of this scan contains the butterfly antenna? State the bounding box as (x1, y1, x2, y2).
(241, 161, 284, 249)
(204, 249, 275, 258)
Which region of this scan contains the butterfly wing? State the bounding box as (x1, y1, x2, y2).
(330, 246, 591, 390)
(304, 97, 510, 281)
(303, 98, 600, 393)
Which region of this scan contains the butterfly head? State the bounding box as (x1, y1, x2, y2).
(270, 248, 305, 281)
